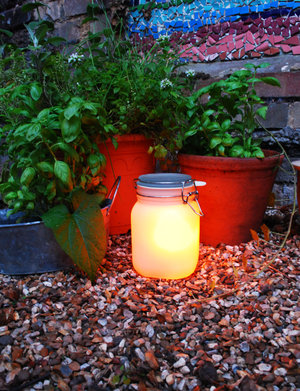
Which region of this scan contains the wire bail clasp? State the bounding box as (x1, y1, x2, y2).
(181, 180, 205, 217)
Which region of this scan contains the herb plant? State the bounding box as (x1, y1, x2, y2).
(181, 63, 281, 158)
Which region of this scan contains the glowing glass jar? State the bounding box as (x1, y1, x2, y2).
(131, 173, 204, 279)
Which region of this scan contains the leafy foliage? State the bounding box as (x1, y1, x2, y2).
(180, 63, 281, 158)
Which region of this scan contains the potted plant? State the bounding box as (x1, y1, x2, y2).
(86, 26, 191, 234)
(178, 63, 284, 246)
(0, 15, 122, 282)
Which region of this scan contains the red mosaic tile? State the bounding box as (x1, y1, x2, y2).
(274, 27, 282, 35)
(228, 42, 235, 52)
(232, 50, 240, 59)
(240, 48, 245, 58)
(246, 31, 255, 44)
(258, 28, 265, 38)
(250, 25, 258, 33)
(199, 43, 206, 52)
(207, 46, 218, 55)
(264, 47, 280, 56)
(218, 35, 232, 44)
(261, 34, 269, 42)
(290, 17, 298, 25)
(263, 17, 272, 28)
(217, 44, 228, 52)
(284, 36, 300, 45)
(253, 17, 262, 26)
(268, 35, 275, 45)
(198, 52, 205, 62)
(280, 44, 292, 53)
(245, 43, 255, 52)
(206, 53, 219, 61)
(219, 52, 227, 61)
(290, 26, 299, 36)
(256, 41, 270, 51)
(274, 36, 284, 43)
(235, 33, 245, 41)
(250, 51, 261, 58)
(277, 18, 283, 27)
(192, 47, 199, 54)
(235, 39, 244, 49)
(254, 32, 260, 39)
(292, 45, 300, 55)
(207, 35, 216, 45)
(267, 27, 274, 35)
(282, 28, 290, 38)
(213, 24, 221, 34)
(283, 18, 290, 28)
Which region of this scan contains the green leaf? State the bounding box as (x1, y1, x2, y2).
(209, 137, 222, 149)
(30, 83, 42, 101)
(22, 2, 47, 12)
(37, 161, 54, 174)
(61, 115, 81, 143)
(47, 36, 66, 46)
(259, 77, 281, 87)
(26, 123, 41, 141)
(64, 104, 81, 120)
(42, 192, 107, 282)
(229, 145, 244, 157)
(20, 167, 35, 186)
(221, 119, 231, 131)
(184, 129, 197, 139)
(256, 106, 268, 119)
(252, 148, 265, 158)
(54, 160, 73, 190)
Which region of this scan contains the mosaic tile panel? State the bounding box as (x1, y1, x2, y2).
(128, 0, 300, 61)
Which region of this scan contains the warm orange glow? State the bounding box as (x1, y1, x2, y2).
(131, 198, 200, 279)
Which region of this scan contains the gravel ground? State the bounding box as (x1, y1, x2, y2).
(0, 209, 299, 391)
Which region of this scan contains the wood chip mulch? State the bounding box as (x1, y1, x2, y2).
(0, 211, 299, 391)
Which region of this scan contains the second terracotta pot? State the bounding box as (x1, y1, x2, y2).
(98, 134, 155, 235)
(178, 150, 283, 246)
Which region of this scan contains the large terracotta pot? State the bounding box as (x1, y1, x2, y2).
(98, 134, 155, 235)
(292, 160, 300, 212)
(178, 150, 283, 246)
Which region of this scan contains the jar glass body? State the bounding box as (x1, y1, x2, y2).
(131, 194, 200, 279)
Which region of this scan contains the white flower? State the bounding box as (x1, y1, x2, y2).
(160, 78, 173, 89)
(68, 53, 84, 64)
(157, 34, 169, 43)
(185, 69, 196, 77)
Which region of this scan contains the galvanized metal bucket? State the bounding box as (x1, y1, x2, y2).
(0, 177, 120, 275)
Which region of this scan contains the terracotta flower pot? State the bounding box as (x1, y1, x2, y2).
(292, 160, 300, 212)
(98, 134, 155, 235)
(178, 150, 283, 246)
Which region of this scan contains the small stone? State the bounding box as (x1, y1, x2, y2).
(239, 341, 250, 353)
(212, 354, 223, 363)
(180, 365, 190, 374)
(60, 365, 72, 377)
(174, 357, 186, 368)
(0, 335, 13, 346)
(144, 350, 159, 370)
(258, 363, 272, 372)
(166, 374, 175, 385)
(274, 367, 287, 376)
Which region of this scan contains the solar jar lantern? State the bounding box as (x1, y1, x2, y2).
(131, 173, 205, 279)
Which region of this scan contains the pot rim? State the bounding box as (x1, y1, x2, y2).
(0, 200, 112, 229)
(178, 149, 283, 161)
